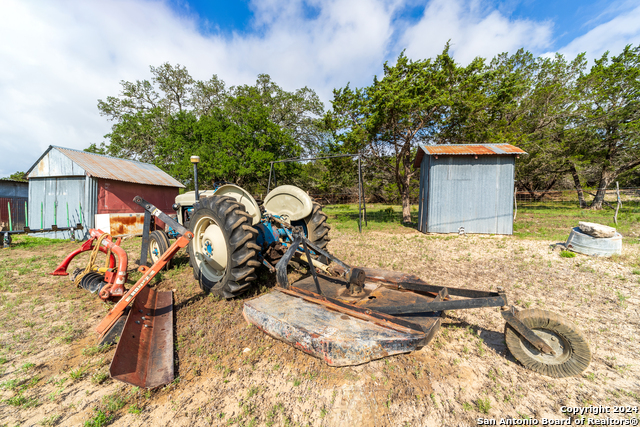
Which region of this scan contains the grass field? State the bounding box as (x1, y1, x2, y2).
(0, 202, 639, 426)
(325, 201, 640, 242)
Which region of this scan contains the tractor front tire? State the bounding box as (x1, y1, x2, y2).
(149, 230, 171, 270)
(304, 202, 331, 262)
(504, 309, 591, 378)
(188, 195, 261, 299)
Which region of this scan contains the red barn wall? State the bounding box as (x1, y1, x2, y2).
(97, 179, 179, 217)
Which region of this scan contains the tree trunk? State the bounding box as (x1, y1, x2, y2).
(590, 169, 614, 210)
(398, 170, 412, 223)
(401, 186, 411, 223)
(521, 182, 537, 201)
(568, 163, 587, 208)
(397, 142, 414, 223)
(522, 179, 556, 202)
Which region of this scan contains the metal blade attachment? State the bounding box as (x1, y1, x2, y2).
(109, 286, 174, 388)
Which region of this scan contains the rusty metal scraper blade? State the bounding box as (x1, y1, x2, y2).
(110, 286, 174, 388)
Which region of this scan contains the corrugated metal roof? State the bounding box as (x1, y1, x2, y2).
(27, 146, 184, 188)
(414, 144, 527, 168)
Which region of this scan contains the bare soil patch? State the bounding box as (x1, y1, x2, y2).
(1, 228, 639, 426)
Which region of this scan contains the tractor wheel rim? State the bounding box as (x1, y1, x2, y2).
(519, 328, 570, 365)
(150, 240, 160, 263)
(194, 216, 227, 281)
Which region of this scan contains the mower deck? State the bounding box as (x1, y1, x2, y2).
(243, 272, 443, 366)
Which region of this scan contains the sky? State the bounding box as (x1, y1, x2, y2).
(1, 0, 639, 177)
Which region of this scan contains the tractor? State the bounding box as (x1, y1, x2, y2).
(146, 183, 331, 299)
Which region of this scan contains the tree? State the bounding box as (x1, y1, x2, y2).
(328, 45, 483, 222)
(573, 45, 640, 209)
(508, 53, 586, 203)
(154, 96, 301, 193)
(231, 75, 325, 154)
(2, 171, 27, 181)
(96, 64, 324, 170)
(451, 49, 588, 203)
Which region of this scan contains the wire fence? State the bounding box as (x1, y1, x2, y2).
(0, 197, 28, 231)
(309, 193, 364, 205)
(309, 188, 640, 208)
(515, 188, 640, 208)
(3, 187, 638, 231)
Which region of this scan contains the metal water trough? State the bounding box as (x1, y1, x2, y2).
(565, 227, 622, 257)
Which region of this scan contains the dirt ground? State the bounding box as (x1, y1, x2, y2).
(0, 225, 639, 427)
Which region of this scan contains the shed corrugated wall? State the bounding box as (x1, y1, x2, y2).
(29, 147, 86, 177)
(97, 179, 178, 214)
(420, 155, 515, 234)
(0, 181, 29, 198)
(28, 177, 95, 240)
(0, 197, 28, 230)
(417, 155, 430, 232)
(0, 181, 29, 230)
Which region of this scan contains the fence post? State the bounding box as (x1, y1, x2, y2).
(614, 182, 621, 225)
(7, 202, 12, 231)
(267, 162, 274, 194)
(357, 155, 362, 233)
(24, 201, 28, 228)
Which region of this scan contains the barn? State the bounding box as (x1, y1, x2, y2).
(26, 146, 184, 239)
(0, 180, 28, 231)
(414, 144, 526, 235)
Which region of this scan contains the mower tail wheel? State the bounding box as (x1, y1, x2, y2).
(504, 309, 591, 378)
(188, 195, 261, 299)
(149, 230, 171, 270)
(304, 202, 331, 263)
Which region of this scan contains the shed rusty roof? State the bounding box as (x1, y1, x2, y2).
(413, 144, 527, 168)
(27, 146, 185, 188)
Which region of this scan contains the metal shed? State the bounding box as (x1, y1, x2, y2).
(414, 144, 526, 235)
(0, 180, 29, 231)
(26, 146, 184, 239)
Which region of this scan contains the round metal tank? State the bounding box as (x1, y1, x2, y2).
(565, 227, 622, 257)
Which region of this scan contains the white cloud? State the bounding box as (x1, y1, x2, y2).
(0, 0, 402, 176)
(557, 4, 640, 61)
(0, 0, 636, 177)
(399, 0, 553, 63)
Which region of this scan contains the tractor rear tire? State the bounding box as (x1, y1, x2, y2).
(504, 309, 591, 378)
(188, 195, 261, 299)
(304, 202, 331, 263)
(149, 230, 171, 270)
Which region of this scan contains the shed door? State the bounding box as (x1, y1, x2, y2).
(28, 177, 85, 239)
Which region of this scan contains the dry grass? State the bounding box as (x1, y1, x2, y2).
(0, 216, 639, 426)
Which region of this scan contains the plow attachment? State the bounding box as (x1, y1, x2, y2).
(52, 196, 192, 389)
(110, 286, 174, 388)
